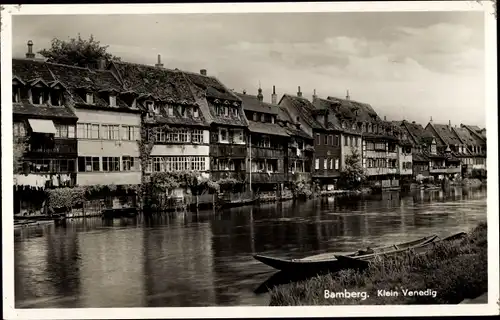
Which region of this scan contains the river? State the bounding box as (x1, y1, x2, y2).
(14, 186, 487, 308)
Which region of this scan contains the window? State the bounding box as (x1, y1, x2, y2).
(122, 156, 138, 171)
(101, 125, 119, 140)
(192, 129, 204, 143)
(179, 106, 187, 117)
(253, 113, 258, 121)
(109, 95, 116, 107)
(334, 135, 339, 146)
(323, 158, 327, 170)
(224, 106, 229, 117)
(191, 157, 206, 171)
(375, 143, 385, 151)
(231, 107, 238, 117)
(219, 128, 228, 143)
(216, 159, 235, 171)
(366, 142, 375, 150)
(168, 130, 179, 142)
(168, 105, 174, 116)
(233, 129, 244, 144)
(193, 107, 199, 118)
(316, 134, 321, 145)
(315, 158, 319, 170)
(344, 136, 348, 146)
(179, 129, 190, 142)
(145, 101, 155, 112)
(78, 156, 100, 172)
(52, 159, 75, 173)
(260, 114, 265, 122)
(349, 137, 353, 147)
(324, 135, 328, 145)
(102, 157, 120, 172)
(271, 116, 275, 124)
(329, 159, 334, 170)
(342, 122, 346, 129)
(328, 135, 333, 145)
(12, 86, 20, 103)
(355, 137, 359, 147)
(352, 123, 356, 130)
(335, 159, 339, 170)
(122, 126, 140, 141)
(361, 124, 366, 132)
(13, 122, 27, 137)
(86, 93, 94, 104)
(55, 124, 68, 138)
(258, 136, 271, 148)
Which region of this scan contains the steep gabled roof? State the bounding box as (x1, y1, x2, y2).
(235, 92, 279, 115)
(326, 96, 380, 122)
(279, 94, 324, 130)
(452, 127, 481, 146)
(277, 106, 313, 140)
(12, 58, 54, 82)
(402, 121, 435, 146)
(461, 124, 486, 142)
(182, 71, 241, 102)
(428, 123, 463, 146)
(110, 61, 196, 105)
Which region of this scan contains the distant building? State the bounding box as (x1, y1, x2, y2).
(425, 121, 470, 179)
(325, 94, 402, 189)
(398, 120, 437, 179)
(459, 124, 487, 176)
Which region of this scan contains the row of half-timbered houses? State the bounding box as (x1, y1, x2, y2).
(9, 41, 487, 214)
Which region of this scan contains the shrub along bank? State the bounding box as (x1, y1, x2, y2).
(269, 222, 487, 305)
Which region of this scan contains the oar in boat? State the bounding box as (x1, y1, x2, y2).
(334, 254, 370, 269)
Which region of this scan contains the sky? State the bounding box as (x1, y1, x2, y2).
(12, 11, 486, 127)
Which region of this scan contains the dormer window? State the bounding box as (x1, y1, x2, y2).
(168, 105, 174, 116)
(193, 107, 199, 118)
(261, 114, 265, 122)
(361, 124, 366, 132)
(342, 122, 347, 129)
(145, 101, 157, 114)
(180, 106, 187, 117)
(351, 123, 356, 130)
(271, 116, 275, 124)
(50, 90, 63, 106)
(224, 106, 229, 117)
(31, 87, 46, 105)
(109, 95, 116, 107)
(86, 93, 94, 104)
(231, 107, 238, 117)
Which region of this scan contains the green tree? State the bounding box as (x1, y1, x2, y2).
(338, 147, 366, 190)
(38, 34, 121, 67)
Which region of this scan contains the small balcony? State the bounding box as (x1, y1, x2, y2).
(210, 170, 247, 182)
(247, 172, 287, 184)
(429, 166, 461, 174)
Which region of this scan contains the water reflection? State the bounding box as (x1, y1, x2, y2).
(15, 186, 487, 308)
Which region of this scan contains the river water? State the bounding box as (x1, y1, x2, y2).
(14, 186, 487, 308)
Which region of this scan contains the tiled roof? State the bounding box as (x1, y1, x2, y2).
(452, 127, 480, 146)
(248, 120, 289, 137)
(183, 71, 240, 102)
(207, 100, 248, 127)
(235, 92, 279, 115)
(111, 61, 196, 105)
(277, 106, 313, 140)
(326, 96, 380, 122)
(13, 100, 77, 119)
(413, 152, 430, 162)
(280, 94, 324, 130)
(429, 124, 463, 146)
(461, 124, 486, 142)
(12, 58, 54, 82)
(402, 121, 435, 146)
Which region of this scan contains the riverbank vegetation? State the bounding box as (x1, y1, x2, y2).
(269, 222, 487, 305)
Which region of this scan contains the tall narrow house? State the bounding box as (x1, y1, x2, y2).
(236, 88, 289, 196)
(182, 69, 249, 189)
(326, 95, 402, 189)
(12, 53, 79, 214)
(425, 121, 466, 179)
(279, 87, 342, 190)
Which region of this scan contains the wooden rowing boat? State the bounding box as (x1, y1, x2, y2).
(334, 231, 468, 270)
(253, 234, 438, 273)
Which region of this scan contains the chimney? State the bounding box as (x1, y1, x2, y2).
(243, 89, 247, 95)
(271, 85, 277, 105)
(324, 110, 329, 128)
(200, 69, 207, 76)
(412, 121, 416, 124)
(312, 88, 317, 100)
(296, 122, 301, 130)
(448, 120, 451, 129)
(26, 40, 35, 59)
(346, 89, 350, 100)
(297, 86, 302, 97)
(430, 116, 433, 123)
(384, 116, 387, 121)
(155, 54, 164, 68)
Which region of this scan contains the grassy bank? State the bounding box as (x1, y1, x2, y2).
(269, 222, 487, 305)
